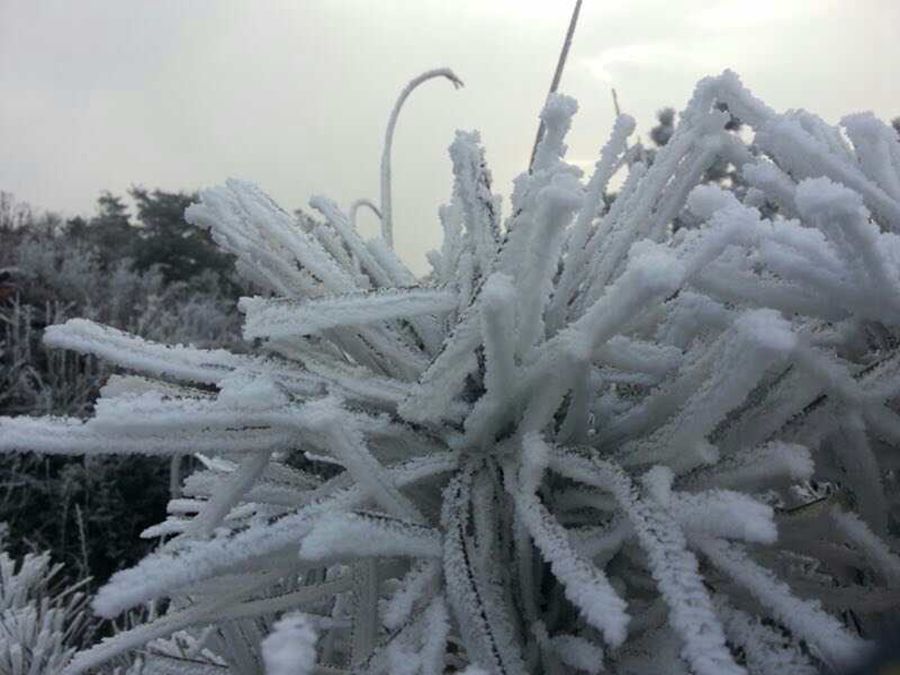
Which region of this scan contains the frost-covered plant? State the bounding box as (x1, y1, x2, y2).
(0, 526, 90, 674)
(3, 69, 900, 674)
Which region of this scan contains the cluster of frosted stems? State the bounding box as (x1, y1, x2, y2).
(3, 70, 900, 675)
(0, 544, 89, 674)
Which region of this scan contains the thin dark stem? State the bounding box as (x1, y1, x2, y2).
(611, 87, 622, 117)
(528, 0, 583, 172)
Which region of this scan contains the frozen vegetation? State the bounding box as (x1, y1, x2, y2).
(2, 69, 900, 673)
(0, 526, 92, 675)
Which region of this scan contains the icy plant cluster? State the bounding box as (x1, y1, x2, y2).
(0, 530, 90, 675)
(3, 69, 900, 674)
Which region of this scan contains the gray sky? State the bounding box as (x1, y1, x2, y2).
(2, 0, 899, 272)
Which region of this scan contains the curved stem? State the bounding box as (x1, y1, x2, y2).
(349, 198, 382, 229)
(380, 68, 463, 249)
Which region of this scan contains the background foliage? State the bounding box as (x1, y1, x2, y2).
(0, 188, 245, 585)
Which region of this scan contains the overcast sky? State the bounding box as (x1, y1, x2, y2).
(2, 0, 899, 271)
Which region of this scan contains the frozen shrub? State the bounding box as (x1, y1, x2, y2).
(0, 526, 91, 675)
(3, 70, 900, 674)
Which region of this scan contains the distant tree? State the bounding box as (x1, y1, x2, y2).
(0, 191, 33, 232)
(893, 116, 900, 140)
(129, 187, 236, 287)
(68, 192, 139, 271)
(650, 107, 676, 147)
(96, 191, 130, 228)
(63, 188, 241, 293)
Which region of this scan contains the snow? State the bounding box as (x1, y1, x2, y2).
(216, 375, 288, 411)
(240, 287, 457, 340)
(299, 512, 443, 560)
(262, 612, 318, 675)
(686, 183, 740, 220)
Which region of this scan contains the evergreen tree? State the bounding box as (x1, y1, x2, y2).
(129, 187, 236, 288)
